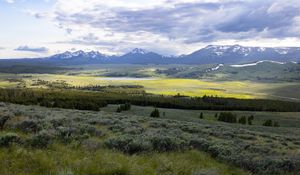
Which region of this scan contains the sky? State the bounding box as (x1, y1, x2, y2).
(0, 0, 300, 58)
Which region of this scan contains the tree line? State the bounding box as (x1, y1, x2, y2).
(0, 88, 299, 112)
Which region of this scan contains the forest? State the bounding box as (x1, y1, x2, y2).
(0, 88, 299, 112)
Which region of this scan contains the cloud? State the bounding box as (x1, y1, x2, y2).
(52, 0, 300, 42)
(26, 0, 300, 55)
(4, 0, 14, 3)
(15, 45, 49, 53)
(0, 47, 5, 50)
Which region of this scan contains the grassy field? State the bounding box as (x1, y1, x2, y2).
(0, 62, 299, 100)
(102, 105, 300, 128)
(0, 145, 247, 175)
(1, 73, 300, 100)
(0, 102, 299, 175)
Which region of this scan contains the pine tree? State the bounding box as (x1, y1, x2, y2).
(116, 106, 122, 113)
(238, 116, 247, 125)
(199, 112, 204, 119)
(263, 120, 273, 127)
(150, 108, 160, 118)
(214, 113, 218, 119)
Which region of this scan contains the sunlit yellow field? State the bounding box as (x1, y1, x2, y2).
(15, 74, 278, 99)
(1, 73, 298, 100)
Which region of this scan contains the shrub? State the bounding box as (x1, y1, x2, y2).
(189, 138, 210, 150)
(77, 124, 98, 136)
(150, 108, 160, 118)
(0, 115, 10, 130)
(56, 126, 75, 143)
(105, 135, 151, 154)
(27, 130, 53, 148)
(0, 133, 20, 147)
(207, 143, 233, 159)
(16, 120, 39, 133)
(150, 135, 186, 152)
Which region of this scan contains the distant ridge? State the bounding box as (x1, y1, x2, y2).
(1, 45, 300, 65)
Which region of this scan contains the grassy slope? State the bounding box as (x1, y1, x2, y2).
(0, 103, 250, 175)
(0, 103, 299, 174)
(102, 105, 300, 128)
(0, 145, 247, 175)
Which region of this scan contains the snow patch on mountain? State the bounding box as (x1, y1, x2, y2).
(130, 48, 149, 54)
(230, 60, 286, 68)
(206, 64, 224, 72)
(275, 49, 289, 55)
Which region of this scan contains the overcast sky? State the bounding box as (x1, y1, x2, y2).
(1, 0, 300, 58)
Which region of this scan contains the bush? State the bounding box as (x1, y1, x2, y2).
(150, 135, 186, 152)
(105, 135, 151, 154)
(207, 143, 233, 159)
(56, 126, 76, 143)
(0, 133, 20, 147)
(16, 120, 39, 133)
(27, 130, 53, 148)
(0, 115, 10, 130)
(189, 138, 210, 150)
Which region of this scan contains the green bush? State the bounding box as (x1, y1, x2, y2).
(0, 115, 10, 130)
(27, 130, 53, 148)
(105, 135, 151, 154)
(150, 135, 186, 152)
(16, 120, 39, 133)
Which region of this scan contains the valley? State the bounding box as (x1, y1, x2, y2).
(0, 61, 299, 175)
(2, 1, 300, 174)
(0, 62, 299, 101)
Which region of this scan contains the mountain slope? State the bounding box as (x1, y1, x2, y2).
(180, 45, 300, 64)
(111, 48, 174, 64)
(155, 61, 300, 82)
(1, 45, 300, 65)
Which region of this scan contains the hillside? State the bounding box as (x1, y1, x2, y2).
(156, 61, 300, 82)
(0, 102, 299, 175)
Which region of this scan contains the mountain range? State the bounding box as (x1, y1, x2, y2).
(3, 45, 300, 65)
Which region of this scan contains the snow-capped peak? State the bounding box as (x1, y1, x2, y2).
(204, 45, 250, 56)
(72, 50, 85, 57)
(130, 48, 149, 54)
(50, 50, 108, 60)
